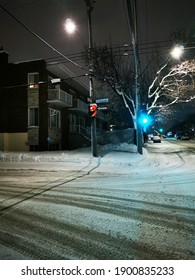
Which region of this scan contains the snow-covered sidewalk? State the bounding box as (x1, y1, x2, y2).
(1, 140, 193, 174)
(0, 143, 148, 174)
(0, 144, 144, 164)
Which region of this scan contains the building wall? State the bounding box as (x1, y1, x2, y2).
(27, 86, 39, 149)
(0, 52, 103, 152)
(0, 132, 28, 151)
(38, 78, 49, 151)
(28, 88, 39, 107)
(0, 134, 4, 151)
(48, 127, 61, 150)
(28, 128, 39, 145)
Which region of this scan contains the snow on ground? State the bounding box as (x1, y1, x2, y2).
(0, 140, 194, 174)
(0, 140, 194, 260)
(0, 143, 148, 175)
(0, 143, 143, 165)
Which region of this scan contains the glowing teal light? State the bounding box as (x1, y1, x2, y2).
(139, 114, 151, 126)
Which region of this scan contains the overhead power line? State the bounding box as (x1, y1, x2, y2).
(45, 38, 183, 64)
(0, 3, 88, 72)
(4, 74, 88, 90)
(45, 44, 172, 66)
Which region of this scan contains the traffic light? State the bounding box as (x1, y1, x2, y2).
(139, 114, 151, 127)
(88, 103, 98, 118)
(139, 104, 151, 126)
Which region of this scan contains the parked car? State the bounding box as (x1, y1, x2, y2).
(148, 134, 154, 141)
(153, 135, 161, 143)
(181, 135, 190, 140)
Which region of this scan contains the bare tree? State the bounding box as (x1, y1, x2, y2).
(147, 59, 195, 114)
(84, 44, 195, 128)
(87, 45, 144, 128)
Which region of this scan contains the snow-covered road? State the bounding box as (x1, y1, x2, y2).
(0, 140, 194, 259)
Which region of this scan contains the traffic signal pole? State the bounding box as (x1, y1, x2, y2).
(85, 0, 97, 157)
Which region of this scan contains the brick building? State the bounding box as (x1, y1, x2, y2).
(0, 51, 107, 151)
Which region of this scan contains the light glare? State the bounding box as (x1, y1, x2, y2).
(171, 45, 184, 59)
(65, 18, 76, 34)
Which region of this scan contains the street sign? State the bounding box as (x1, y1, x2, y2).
(98, 107, 107, 110)
(96, 98, 109, 103)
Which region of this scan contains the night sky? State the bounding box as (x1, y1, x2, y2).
(1, 0, 195, 127)
(1, 0, 195, 63)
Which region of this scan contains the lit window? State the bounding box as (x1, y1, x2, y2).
(28, 73, 39, 88)
(28, 107, 39, 126)
(49, 109, 61, 128)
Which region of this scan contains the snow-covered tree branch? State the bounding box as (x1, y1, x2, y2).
(84, 45, 142, 128)
(147, 59, 195, 114)
(83, 44, 195, 128)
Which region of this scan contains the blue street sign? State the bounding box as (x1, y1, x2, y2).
(96, 98, 109, 103)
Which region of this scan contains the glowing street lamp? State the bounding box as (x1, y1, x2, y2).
(170, 45, 184, 59)
(64, 18, 76, 34)
(139, 114, 151, 127)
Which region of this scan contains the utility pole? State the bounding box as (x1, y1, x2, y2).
(126, 0, 143, 154)
(85, 0, 97, 157)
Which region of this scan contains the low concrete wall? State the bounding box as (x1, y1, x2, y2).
(106, 128, 135, 144)
(97, 128, 135, 145)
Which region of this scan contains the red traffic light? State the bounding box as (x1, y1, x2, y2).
(88, 103, 98, 118)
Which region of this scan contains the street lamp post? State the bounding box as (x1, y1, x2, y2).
(64, 2, 97, 157)
(85, 0, 97, 157)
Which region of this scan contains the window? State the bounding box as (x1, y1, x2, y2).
(28, 107, 39, 126)
(28, 72, 39, 88)
(49, 109, 61, 128)
(69, 113, 77, 126)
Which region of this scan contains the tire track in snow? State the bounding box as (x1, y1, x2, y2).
(0, 182, 194, 260)
(0, 158, 100, 217)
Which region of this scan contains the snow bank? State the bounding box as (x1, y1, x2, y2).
(0, 143, 139, 163)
